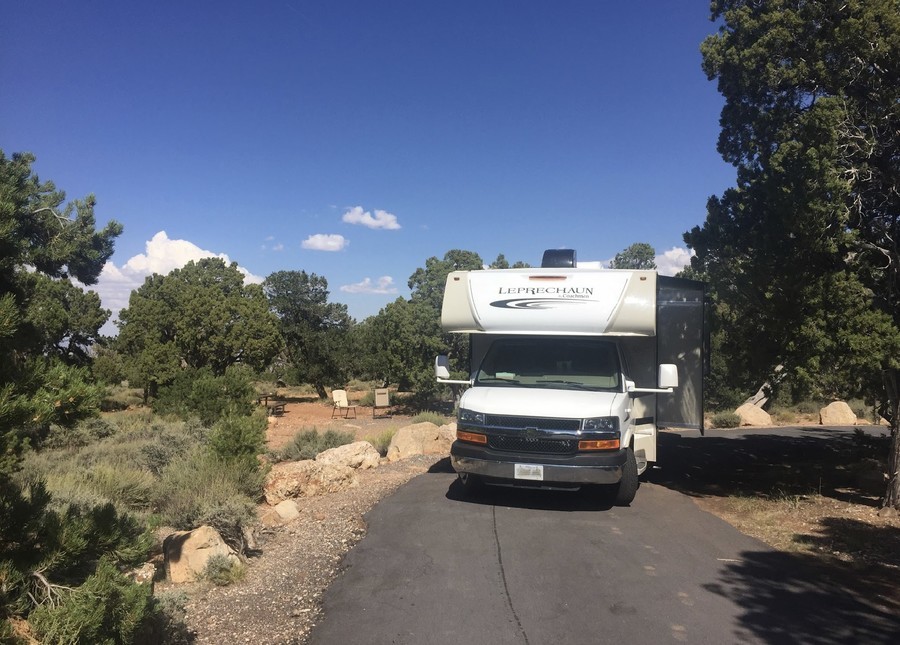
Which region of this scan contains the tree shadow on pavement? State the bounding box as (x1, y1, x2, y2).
(652, 429, 900, 642)
(707, 543, 900, 644)
(649, 429, 885, 505)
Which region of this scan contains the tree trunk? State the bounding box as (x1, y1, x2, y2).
(315, 383, 328, 400)
(882, 370, 900, 509)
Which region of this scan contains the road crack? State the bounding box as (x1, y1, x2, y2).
(493, 505, 530, 645)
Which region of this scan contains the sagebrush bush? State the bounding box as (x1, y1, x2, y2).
(712, 412, 742, 429)
(410, 411, 448, 426)
(365, 429, 396, 457)
(203, 554, 246, 586)
(154, 449, 261, 550)
(274, 428, 355, 462)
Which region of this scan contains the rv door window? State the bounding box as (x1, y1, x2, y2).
(475, 338, 620, 391)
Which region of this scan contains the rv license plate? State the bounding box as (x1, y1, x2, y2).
(514, 464, 544, 481)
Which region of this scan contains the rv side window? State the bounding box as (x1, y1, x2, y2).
(475, 337, 620, 391)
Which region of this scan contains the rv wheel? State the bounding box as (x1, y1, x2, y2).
(457, 472, 483, 494)
(611, 447, 639, 506)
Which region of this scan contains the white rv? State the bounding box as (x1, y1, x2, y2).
(435, 249, 706, 505)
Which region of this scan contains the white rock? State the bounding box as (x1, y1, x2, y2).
(316, 441, 380, 470)
(163, 525, 238, 584)
(264, 460, 358, 505)
(819, 401, 857, 426)
(386, 422, 453, 462)
(735, 403, 772, 427)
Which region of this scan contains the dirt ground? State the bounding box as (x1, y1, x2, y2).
(262, 394, 420, 451)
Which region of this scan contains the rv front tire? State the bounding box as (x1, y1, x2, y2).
(611, 447, 639, 506)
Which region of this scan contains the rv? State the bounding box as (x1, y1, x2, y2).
(435, 249, 706, 505)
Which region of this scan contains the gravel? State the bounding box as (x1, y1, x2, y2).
(178, 455, 445, 644)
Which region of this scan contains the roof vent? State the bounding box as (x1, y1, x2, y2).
(541, 249, 577, 268)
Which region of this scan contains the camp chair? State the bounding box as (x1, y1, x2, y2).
(373, 388, 392, 418)
(331, 389, 357, 419)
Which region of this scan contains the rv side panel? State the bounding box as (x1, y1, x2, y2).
(656, 277, 705, 430)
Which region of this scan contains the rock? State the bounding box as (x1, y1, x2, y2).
(386, 422, 454, 462)
(734, 403, 772, 427)
(316, 441, 380, 470)
(264, 460, 358, 505)
(163, 525, 239, 584)
(127, 562, 156, 587)
(274, 499, 300, 522)
(819, 401, 857, 426)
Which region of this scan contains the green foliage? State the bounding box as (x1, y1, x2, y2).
(364, 429, 396, 457)
(263, 270, 352, 399)
(208, 411, 267, 462)
(609, 242, 656, 270)
(354, 298, 445, 398)
(686, 1, 900, 406)
(29, 557, 153, 645)
(154, 449, 261, 548)
(410, 411, 449, 426)
(116, 258, 283, 397)
(91, 345, 127, 387)
(0, 150, 129, 630)
(202, 554, 245, 587)
(274, 427, 355, 462)
(153, 365, 256, 426)
(711, 412, 741, 429)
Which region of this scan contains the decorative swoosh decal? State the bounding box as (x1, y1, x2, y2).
(490, 298, 594, 309)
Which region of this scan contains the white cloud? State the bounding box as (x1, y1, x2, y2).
(339, 276, 398, 295)
(302, 234, 348, 251)
(341, 206, 401, 230)
(655, 246, 695, 276)
(84, 231, 263, 334)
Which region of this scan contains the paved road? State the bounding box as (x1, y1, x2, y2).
(310, 428, 900, 645)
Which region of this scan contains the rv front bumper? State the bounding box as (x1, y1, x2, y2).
(451, 441, 625, 485)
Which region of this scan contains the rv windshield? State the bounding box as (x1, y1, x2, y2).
(475, 337, 621, 392)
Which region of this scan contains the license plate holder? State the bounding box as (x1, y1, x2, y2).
(514, 463, 544, 481)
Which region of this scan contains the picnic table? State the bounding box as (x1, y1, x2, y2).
(257, 394, 285, 416)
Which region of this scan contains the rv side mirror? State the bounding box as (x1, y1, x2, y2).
(435, 355, 451, 380)
(658, 364, 678, 389)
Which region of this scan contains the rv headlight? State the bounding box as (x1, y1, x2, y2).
(458, 408, 485, 426)
(582, 416, 619, 432)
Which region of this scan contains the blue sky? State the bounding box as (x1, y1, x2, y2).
(2, 1, 734, 328)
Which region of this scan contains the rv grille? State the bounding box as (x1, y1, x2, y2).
(489, 435, 578, 455)
(484, 415, 581, 432)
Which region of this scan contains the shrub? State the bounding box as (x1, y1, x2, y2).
(365, 429, 396, 457)
(712, 412, 741, 429)
(208, 411, 267, 462)
(153, 366, 256, 425)
(411, 411, 448, 426)
(44, 417, 116, 449)
(274, 428, 355, 462)
(356, 390, 376, 407)
(29, 558, 154, 645)
(100, 385, 144, 412)
(202, 554, 245, 587)
(154, 449, 261, 551)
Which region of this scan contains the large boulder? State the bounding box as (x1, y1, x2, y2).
(386, 422, 455, 462)
(316, 441, 380, 470)
(735, 403, 772, 427)
(163, 525, 238, 584)
(264, 460, 357, 505)
(819, 401, 857, 426)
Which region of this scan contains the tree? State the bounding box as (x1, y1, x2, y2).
(0, 150, 141, 627)
(609, 243, 657, 270)
(408, 249, 484, 311)
(117, 258, 282, 399)
(354, 298, 445, 397)
(263, 270, 352, 399)
(685, 1, 900, 506)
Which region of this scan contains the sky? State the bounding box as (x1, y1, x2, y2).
(1, 1, 735, 331)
